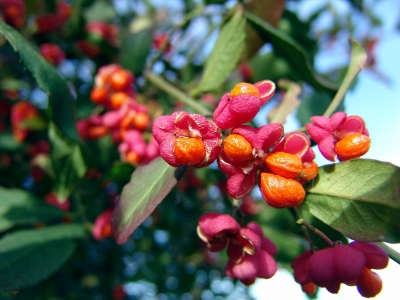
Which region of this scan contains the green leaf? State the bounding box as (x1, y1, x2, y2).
(0, 21, 80, 142)
(0, 187, 65, 232)
(119, 29, 153, 77)
(190, 8, 246, 95)
(0, 132, 22, 151)
(49, 122, 87, 201)
(0, 224, 86, 292)
(303, 159, 400, 243)
(245, 12, 338, 94)
(111, 157, 186, 245)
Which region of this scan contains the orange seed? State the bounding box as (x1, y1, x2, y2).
(174, 137, 205, 166)
(224, 134, 253, 162)
(230, 82, 260, 98)
(335, 133, 371, 161)
(259, 173, 305, 208)
(357, 267, 382, 298)
(301, 282, 317, 295)
(299, 161, 319, 181)
(266, 152, 303, 179)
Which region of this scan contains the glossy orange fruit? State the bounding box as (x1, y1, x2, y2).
(259, 173, 305, 208)
(357, 267, 382, 298)
(266, 152, 303, 179)
(335, 133, 371, 161)
(230, 82, 260, 98)
(223, 134, 253, 162)
(174, 137, 205, 166)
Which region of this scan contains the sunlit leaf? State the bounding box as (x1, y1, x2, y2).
(119, 29, 153, 77)
(111, 157, 186, 245)
(303, 159, 400, 243)
(191, 8, 246, 95)
(245, 12, 338, 94)
(0, 224, 86, 292)
(0, 187, 64, 232)
(0, 21, 79, 141)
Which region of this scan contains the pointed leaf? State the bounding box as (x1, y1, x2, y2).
(191, 8, 246, 95)
(0, 21, 79, 141)
(0, 224, 86, 292)
(111, 157, 186, 245)
(49, 122, 87, 201)
(245, 12, 338, 94)
(303, 159, 400, 243)
(119, 29, 153, 77)
(0, 187, 65, 232)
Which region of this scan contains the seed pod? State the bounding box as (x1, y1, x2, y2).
(335, 133, 371, 161)
(265, 152, 303, 179)
(259, 173, 305, 208)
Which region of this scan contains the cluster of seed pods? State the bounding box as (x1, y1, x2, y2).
(152, 79, 376, 293)
(78, 64, 159, 165)
(292, 242, 388, 297)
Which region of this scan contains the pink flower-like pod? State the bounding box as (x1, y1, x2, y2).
(306, 112, 369, 162)
(92, 208, 113, 241)
(349, 242, 388, 270)
(246, 221, 277, 256)
(291, 250, 313, 285)
(308, 245, 366, 294)
(218, 124, 284, 198)
(225, 247, 277, 286)
(118, 129, 147, 164)
(152, 111, 222, 168)
(197, 212, 240, 252)
(272, 132, 315, 163)
(213, 80, 275, 130)
(45, 193, 70, 211)
(227, 228, 261, 263)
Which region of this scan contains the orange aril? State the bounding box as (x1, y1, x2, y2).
(230, 82, 260, 98)
(126, 151, 141, 164)
(259, 173, 305, 208)
(110, 92, 130, 109)
(174, 137, 205, 166)
(110, 69, 133, 91)
(87, 126, 108, 139)
(335, 133, 371, 161)
(90, 87, 108, 104)
(223, 134, 253, 162)
(266, 152, 303, 179)
(301, 282, 317, 295)
(132, 112, 150, 131)
(299, 161, 319, 181)
(357, 267, 382, 298)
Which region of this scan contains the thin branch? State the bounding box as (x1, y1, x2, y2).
(296, 218, 334, 247)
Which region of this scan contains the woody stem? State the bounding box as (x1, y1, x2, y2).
(296, 218, 334, 247)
